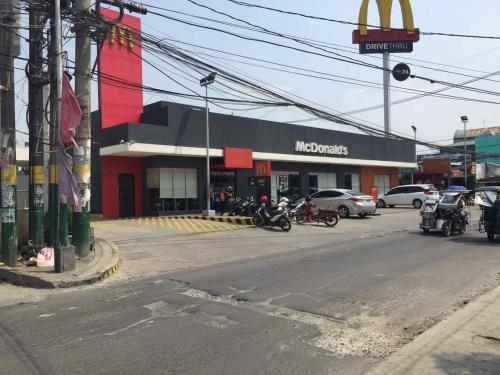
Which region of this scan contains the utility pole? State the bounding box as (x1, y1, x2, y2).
(28, 2, 46, 252)
(48, 0, 62, 254)
(0, 0, 19, 266)
(72, 0, 92, 257)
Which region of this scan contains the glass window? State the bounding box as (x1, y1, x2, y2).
(186, 170, 197, 199)
(149, 168, 198, 213)
(159, 170, 173, 198)
(310, 173, 336, 194)
(375, 175, 390, 195)
(387, 187, 401, 195)
(351, 174, 360, 192)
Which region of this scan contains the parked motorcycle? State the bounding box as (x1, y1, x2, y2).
(420, 191, 470, 236)
(475, 188, 500, 241)
(252, 199, 292, 232)
(229, 196, 258, 217)
(293, 201, 340, 226)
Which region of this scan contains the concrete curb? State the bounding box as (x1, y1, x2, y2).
(116, 215, 254, 225)
(0, 238, 121, 289)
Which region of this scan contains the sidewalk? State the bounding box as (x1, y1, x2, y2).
(368, 285, 500, 375)
(0, 238, 120, 288)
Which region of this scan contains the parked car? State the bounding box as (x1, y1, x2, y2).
(377, 184, 439, 209)
(306, 189, 377, 218)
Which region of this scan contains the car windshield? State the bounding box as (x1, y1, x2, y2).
(346, 190, 364, 196)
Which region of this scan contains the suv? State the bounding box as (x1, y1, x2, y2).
(377, 184, 440, 209)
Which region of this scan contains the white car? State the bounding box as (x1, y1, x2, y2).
(308, 189, 377, 218)
(377, 184, 440, 209)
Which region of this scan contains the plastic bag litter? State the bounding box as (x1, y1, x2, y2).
(37, 247, 54, 270)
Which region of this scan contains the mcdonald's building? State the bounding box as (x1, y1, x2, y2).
(90, 9, 417, 218)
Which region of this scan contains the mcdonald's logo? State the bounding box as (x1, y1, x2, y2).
(358, 0, 414, 35)
(353, 0, 420, 45)
(255, 161, 271, 177)
(109, 25, 135, 49)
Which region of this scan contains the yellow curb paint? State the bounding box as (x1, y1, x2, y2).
(158, 217, 165, 228)
(186, 219, 203, 233)
(165, 218, 174, 229)
(194, 219, 214, 232)
(171, 218, 184, 231)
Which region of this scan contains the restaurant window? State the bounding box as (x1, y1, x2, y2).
(375, 175, 390, 195)
(271, 171, 301, 203)
(147, 168, 198, 213)
(309, 173, 337, 194)
(344, 173, 360, 192)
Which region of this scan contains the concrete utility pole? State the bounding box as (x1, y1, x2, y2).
(72, 0, 92, 257)
(0, 0, 20, 266)
(28, 3, 47, 251)
(48, 0, 63, 253)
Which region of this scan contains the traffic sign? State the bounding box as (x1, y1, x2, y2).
(392, 63, 411, 82)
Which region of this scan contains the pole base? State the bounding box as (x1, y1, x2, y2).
(202, 210, 216, 217)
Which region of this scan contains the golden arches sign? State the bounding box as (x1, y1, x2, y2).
(358, 0, 415, 35)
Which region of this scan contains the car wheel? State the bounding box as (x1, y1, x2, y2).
(358, 213, 368, 218)
(376, 199, 386, 208)
(338, 206, 350, 218)
(412, 199, 423, 209)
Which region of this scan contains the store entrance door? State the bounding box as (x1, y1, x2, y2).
(119, 174, 135, 217)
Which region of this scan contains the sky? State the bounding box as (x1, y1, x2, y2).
(13, 0, 500, 152)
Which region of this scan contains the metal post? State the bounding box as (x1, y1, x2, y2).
(72, 0, 92, 257)
(205, 85, 211, 214)
(28, 5, 46, 251)
(0, 0, 19, 266)
(463, 120, 468, 189)
(383, 52, 391, 134)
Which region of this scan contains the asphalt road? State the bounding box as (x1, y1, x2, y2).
(1, 208, 500, 374)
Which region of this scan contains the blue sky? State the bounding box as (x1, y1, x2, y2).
(15, 1, 500, 150)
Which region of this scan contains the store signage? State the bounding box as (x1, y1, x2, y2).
(352, 0, 420, 54)
(255, 161, 271, 177)
(359, 41, 413, 54)
(392, 63, 411, 81)
(248, 176, 256, 187)
(295, 141, 348, 156)
(109, 25, 135, 49)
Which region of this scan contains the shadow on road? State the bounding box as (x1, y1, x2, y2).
(432, 352, 500, 375)
(449, 235, 500, 247)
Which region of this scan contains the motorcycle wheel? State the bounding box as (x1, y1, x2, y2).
(279, 218, 292, 232)
(295, 212, 305, 224)
(252, 215, 264, 227)
(325, 216, 339, 227)
(443, 222, 452, 237)
(487, 231, 495, 242)
(422, 228, 430, 233)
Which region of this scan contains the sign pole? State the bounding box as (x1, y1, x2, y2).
(383, 52, 391, 134)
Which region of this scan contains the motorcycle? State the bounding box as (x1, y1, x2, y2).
(475, 188, 500, 241)
(420, 191, 470, 236)
(252, 199, 292, 232)
(229, 196, 258, 217)
(293, 201, 340, 226)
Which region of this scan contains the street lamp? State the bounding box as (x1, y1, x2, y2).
(200, 72, 217, 216)
(410, 125, 417, 141)
(461, 115, 468, 189)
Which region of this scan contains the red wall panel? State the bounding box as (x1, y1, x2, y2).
(101, 156, 143, 218)
(224, 147, 253, 169)
(98, 8, 143, 128)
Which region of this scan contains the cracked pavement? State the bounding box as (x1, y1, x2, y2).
(1, 207, 500, 374)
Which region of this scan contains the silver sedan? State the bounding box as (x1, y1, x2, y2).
(308, 189, 377, 218)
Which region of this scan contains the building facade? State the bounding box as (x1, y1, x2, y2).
(91, 101, 416, 218)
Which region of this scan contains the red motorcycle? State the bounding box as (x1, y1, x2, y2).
(293, 201, 340, 227)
